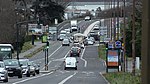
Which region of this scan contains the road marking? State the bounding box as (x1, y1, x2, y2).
(80, 47, 87, 67)
(99, 72, 110, 84)
(64, 49, 71, 59)
(59, 23, 69, 31)
(12, 72, 53, 84)
(42, 47, 70, 70)
(33, 45, 62, 62)
(58, 72, 77, 84)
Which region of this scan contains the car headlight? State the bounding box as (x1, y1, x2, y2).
(1, 70, 6, 74)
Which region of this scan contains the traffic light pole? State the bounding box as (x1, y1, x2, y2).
(47, 48, 49, 70)
(45, 49, 47, 70)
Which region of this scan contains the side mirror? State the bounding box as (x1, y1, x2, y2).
(28, 64, 31, 66)
(37, 64, 40, 67)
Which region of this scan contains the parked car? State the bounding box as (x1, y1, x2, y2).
(19, 59, 36, 77)
(0, 61, 8, 82)
(62, 38, 70, 46)
(33, 62, 40, 74)
(64, 57, 78, 70)
(70, 47, 80, 57)
(3, 59, 22, 78)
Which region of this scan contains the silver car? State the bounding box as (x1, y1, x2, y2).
(62, 38, 70, 46)
(0, 61, 8, 82)
(19, 59, 36, 77)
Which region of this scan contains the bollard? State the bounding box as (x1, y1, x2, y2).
(136, 57, 140, 70)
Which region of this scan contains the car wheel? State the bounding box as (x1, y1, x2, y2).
(18, 74, 22, 78)
(26, 73, 30, 77)
(3, 78, 8, 82)
(64, 67, 66, 70)
(36, 70, 40, 74)
(33, 72, 36, 76)
(75, 67, 77, 70)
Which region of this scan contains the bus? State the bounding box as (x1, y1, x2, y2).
(0, 44, 14, 61)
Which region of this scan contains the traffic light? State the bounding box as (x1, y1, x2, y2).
(105, 43, 108, 50)
(46, 41, 49, 47)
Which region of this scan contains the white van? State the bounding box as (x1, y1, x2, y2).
(64, 57, 78, 70)
(60, 30, 67, 35)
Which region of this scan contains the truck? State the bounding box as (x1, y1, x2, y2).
(49, 27, 57, 34)
(70, 20, 78, 31)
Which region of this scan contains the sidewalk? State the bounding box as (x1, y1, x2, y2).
(18, 41, 46, 58)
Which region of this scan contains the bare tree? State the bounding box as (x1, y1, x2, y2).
(0, 0, 16, 43)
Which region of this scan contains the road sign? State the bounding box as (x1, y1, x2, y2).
(115, 41, 122, 48)
(108, 42, 114, 49)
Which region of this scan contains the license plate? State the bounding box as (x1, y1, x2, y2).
(8, 71, 13, 73)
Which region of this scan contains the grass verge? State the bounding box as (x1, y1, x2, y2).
(98, 44, 141, 84)
(103, 72, 141, 84)
(98, 44, 106, 61)
(24, 45, 45, 58)
(21, 41, 35, 53)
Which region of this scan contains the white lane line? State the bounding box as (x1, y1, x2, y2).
(41, 45, 62, 69)
(59, 23, 69, 31)
(33, 45, 62, 62)
(64, 49, 71, 59)
(80, 47, 87, 67)
(42, 46, 69, 69)
(99, 72, 110, 84)
(58, 72, 77, 84)
(12, 72, 53, 84)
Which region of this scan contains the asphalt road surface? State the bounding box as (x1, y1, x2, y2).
(11, 45, 108, 84)
(1, 20, 108, 84)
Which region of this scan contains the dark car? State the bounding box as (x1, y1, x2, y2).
(70, 47, 80, 57)
(3, 59, 22, 78)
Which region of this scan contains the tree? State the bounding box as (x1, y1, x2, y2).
(0, 0, 16, 44)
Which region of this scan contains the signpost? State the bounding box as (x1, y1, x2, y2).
(115, 40, 122, 49)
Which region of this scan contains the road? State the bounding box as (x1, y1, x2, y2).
(12, 46, 108, 84)
(2, 20, 108, 84)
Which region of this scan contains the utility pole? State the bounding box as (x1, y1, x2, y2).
(142, 0, 150, 83)
(132, 0, 136, 76)
(113, 0, 116, 41)
(123, 0, 126, 72)
(117, 0, 119, 40)
(110, 0, 113, 41)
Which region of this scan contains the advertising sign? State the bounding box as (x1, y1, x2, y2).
(107, 50, 119, 66)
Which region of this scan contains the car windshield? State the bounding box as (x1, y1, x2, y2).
(4, 60, 19, 66)
(0, 63, 5, 68)
(19, 60, 28, 66)
(72, 48, 78, 52)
